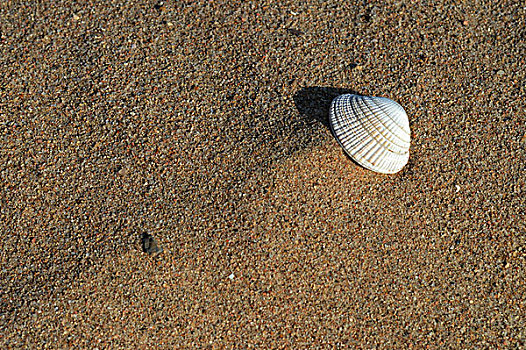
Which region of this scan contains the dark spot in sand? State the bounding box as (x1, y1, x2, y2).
(141, 233, 162, 255)
(286, 28, 304, 36)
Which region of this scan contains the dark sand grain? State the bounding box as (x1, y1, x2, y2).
(1, 0, 525, 348)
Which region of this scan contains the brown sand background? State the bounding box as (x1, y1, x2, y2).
(1, 0, 525, 348)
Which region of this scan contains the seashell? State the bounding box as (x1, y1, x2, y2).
(329, 94, 410, 174)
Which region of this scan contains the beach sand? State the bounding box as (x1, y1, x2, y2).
(1, 0, 525, 348)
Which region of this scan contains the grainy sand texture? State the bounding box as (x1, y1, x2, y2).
(1, 0, 525, 348)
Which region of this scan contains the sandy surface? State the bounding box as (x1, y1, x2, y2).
(1, 0, 525, 348)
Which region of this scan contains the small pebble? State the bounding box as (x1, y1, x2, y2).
(141, 233, 162, 255)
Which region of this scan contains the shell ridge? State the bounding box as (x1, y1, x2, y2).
(335, 95, 404, 170)
(354, 97, 408, 154)
(360, 97, 411, 147)
(328, 94, 410, 174)
(369, 97, 410, 137)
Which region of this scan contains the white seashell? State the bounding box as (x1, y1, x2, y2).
(329, 94, 410, 174)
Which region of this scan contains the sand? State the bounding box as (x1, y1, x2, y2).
(1, 0, 525, 348)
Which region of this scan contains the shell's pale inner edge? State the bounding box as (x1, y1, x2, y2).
(329, 94, 411, 174)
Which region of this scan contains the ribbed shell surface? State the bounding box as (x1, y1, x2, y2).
(329, 94, 411, 174)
